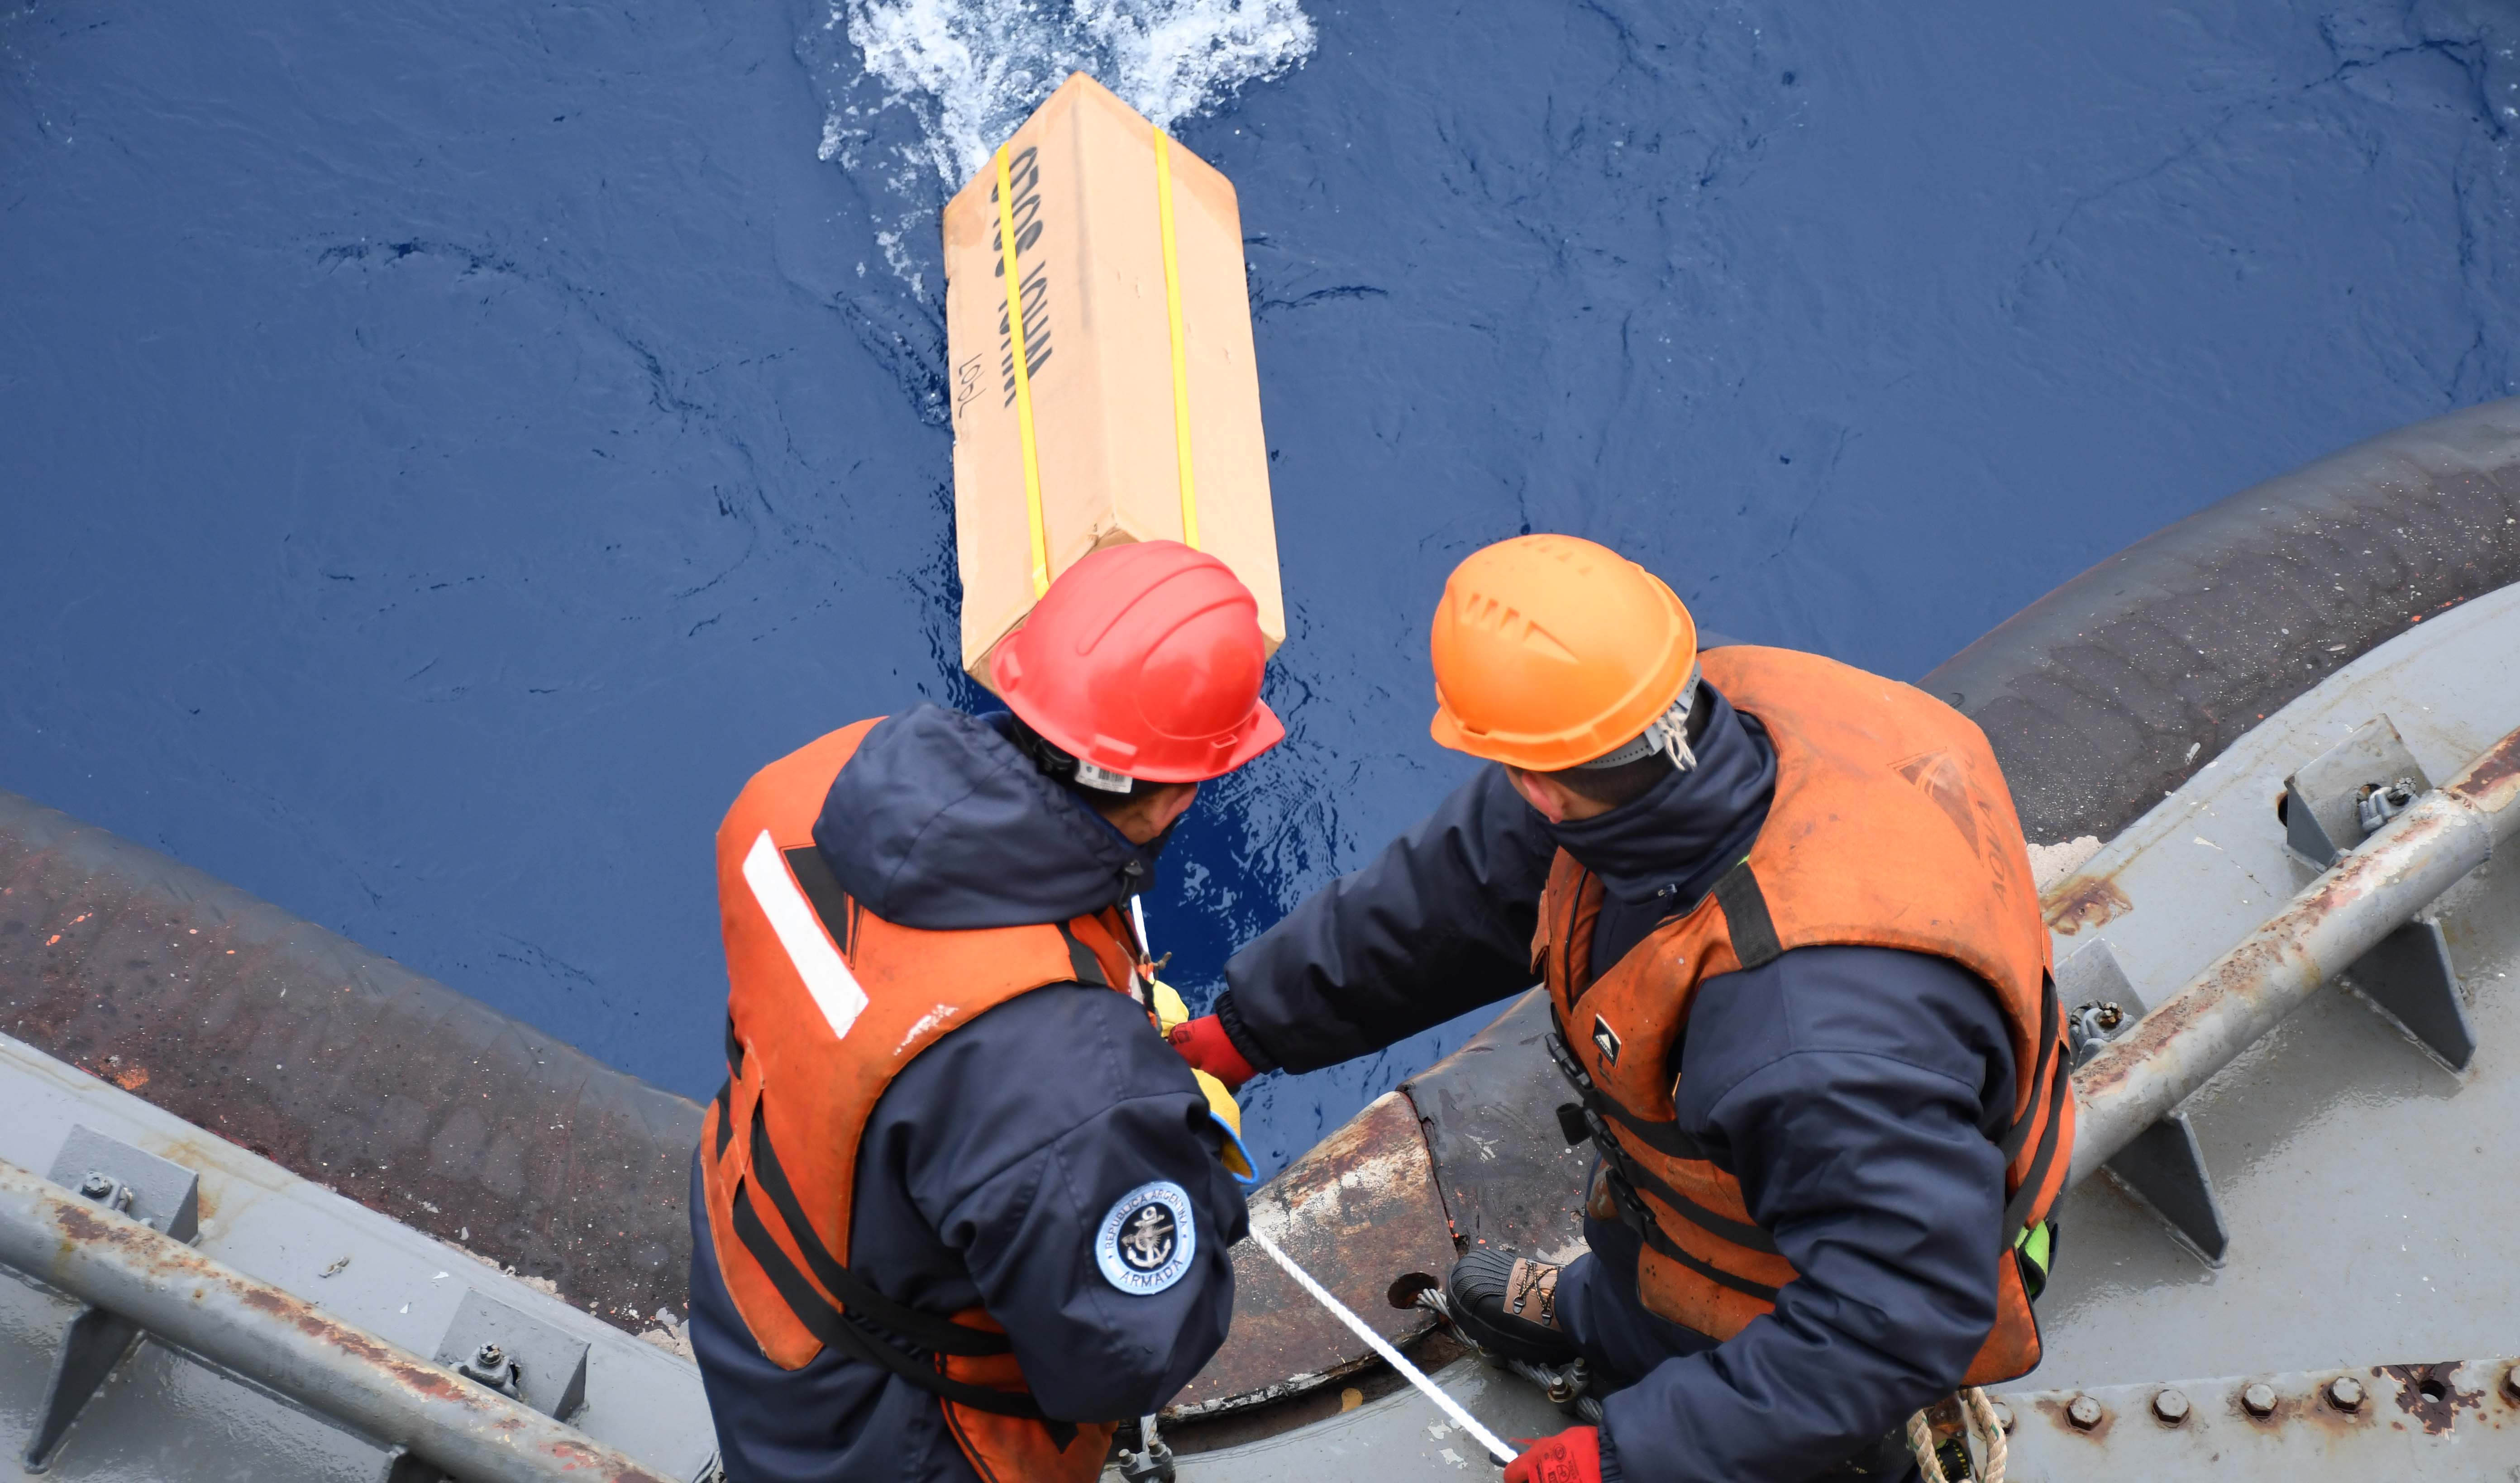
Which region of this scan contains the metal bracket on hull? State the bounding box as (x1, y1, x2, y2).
(2071, 722, 2520, 1268)
(380, 1290, 595, 1482)
(2057, 941, 2229, 1263)
(2281, 715, 2433, 868)
(1116, 1415, 1179, 1483)
(378, 1447, 442, 1483)
(2283, 715, 2476, 1069)
(2100, 1115, 2226, 1266)
(2343, 917, 2476, 1070)
(22, 1126, 200, 1473)
(431, 1288, 590, 1421)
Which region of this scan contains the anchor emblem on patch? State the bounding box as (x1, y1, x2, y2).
(1591, 1015, 1622, 1066)
(1121, 1205, 1176, 1270)
(1095, 1181, 1197, 1294)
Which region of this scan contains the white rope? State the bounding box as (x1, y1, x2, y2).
(1906, 1387, 2005, 1483)
(1963, 1387, 2008, 1483)
(1906, 1409, 1948, 1483)
(1246, 1228, 1518, 1466)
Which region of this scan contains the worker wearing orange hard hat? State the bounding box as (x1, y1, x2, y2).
(1168, 534, 2073, 1483)
(690, 540, 1272, 1483)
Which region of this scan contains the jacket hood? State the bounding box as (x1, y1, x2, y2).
(812, 705, 1168, 931)
(1547, 684, 1777, 908)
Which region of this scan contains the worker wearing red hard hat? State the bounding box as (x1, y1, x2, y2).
(1171, 534, 2072, 1483)
(688, 540, 1276, 1483)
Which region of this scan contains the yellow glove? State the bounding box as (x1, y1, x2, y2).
(1150, 978, 1194, 1037)
(1150, 979, 1257, 1185)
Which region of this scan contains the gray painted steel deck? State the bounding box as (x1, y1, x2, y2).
(1173, 1359, 1558, 1480)
(0, 1033, 716, 1481)
(2029, 580, 2520, 1395)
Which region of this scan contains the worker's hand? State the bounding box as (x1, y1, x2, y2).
(1503, 1427, 1601, 1483)
(1166, 1015, 1257, 1092)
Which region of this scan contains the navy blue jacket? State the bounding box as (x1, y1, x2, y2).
(689, 706, 1249, 1483)
(1217, 681, 2018, 1483)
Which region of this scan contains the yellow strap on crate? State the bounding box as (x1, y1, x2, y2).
(993, 143, 1051, 598)
(1152, 126, 1199, 550)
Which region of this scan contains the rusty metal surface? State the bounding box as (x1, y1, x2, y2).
(1167, 1091, 1455, 1416)
(2043, 873, 2133, 936)
(1991, 1355, 2520, 1480)
(1400, 990, 1589, 1264)
(1924, 393, 2520, 846)
(0, 787, 703, 1334)
(2067, 721, 2520, 1183)
(0, 1156, 676, 1483)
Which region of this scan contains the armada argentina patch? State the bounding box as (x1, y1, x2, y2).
(1096, 1181, 1196, 1296)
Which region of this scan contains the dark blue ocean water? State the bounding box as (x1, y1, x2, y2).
(4, 0, 2515, 1179)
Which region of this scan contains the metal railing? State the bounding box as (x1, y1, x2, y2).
(0, 1157, 678, 1483)
(2070, 724, 2520, 1184)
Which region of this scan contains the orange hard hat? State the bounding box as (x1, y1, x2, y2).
(1427, 534, 1698, 772)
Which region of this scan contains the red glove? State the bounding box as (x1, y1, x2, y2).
(1503, 1428, 1601, 1483)
(1167, 1015, 1258, 1092)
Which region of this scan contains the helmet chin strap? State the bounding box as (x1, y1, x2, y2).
(1577, 667, 1702, 774)
(1656, 701, 1701, 774)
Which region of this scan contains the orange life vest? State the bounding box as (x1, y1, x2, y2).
(698, 719, 1147, 1483)
(1537, 647, 2074, 1388)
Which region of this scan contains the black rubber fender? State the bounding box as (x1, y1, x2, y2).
(1923, 395, 2520, 844)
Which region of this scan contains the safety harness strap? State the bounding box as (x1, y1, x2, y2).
(727, 1181, 1043, 1417)
(1607, 1172, 1784, 1304)
(1710, 859, 1781, 969)
(1986, 971, 2070, 1251)
(1997, 1052, 2071, 1249)
(1594, 1126, 1780, 1254)
(1551, 881, 2067, 1277)
(711, 1016, 742, 1161)
(1994, 980, 2059, 1164)
(1544, 1028, 1710, 1161)
(746, 1098, 1012, 1359)
(781, 845, 858, 955)
(1548, 1021, 1781, 1264)
(1595, 1095, 1709, 1161)
(1054, 920, 1111, 987)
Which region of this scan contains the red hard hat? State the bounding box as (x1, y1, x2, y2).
(991, 541, 1284, 783)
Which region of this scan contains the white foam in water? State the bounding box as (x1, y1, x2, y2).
(825, 0, 1316, 186)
